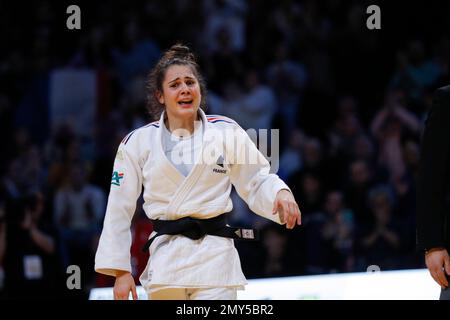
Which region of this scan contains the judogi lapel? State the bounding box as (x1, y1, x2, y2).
(155, 110, 208, 220)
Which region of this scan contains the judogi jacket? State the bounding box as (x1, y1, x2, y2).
(95, 109, 290, 290)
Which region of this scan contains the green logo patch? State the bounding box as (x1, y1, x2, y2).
(111, 171, 124, 186)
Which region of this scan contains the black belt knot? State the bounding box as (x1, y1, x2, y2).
(142, 214, 258, 252)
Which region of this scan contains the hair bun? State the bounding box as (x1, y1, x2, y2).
(166, 43, 195, 61)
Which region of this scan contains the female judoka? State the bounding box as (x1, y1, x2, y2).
(95, 44, 301, 300)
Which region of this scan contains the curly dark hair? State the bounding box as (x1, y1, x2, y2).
(146, 43, 207, 120)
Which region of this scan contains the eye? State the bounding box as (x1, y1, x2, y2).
(170, 83, 179, 88)
(186, 80, 195, 86)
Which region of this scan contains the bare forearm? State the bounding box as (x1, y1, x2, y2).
(30, 228, 55, 254)
(393, 107, 420, 133)
(362, 232, 379, 247)
(370, 110, 388, 136)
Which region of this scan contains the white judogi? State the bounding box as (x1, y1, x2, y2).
(95, 109, 290, 292)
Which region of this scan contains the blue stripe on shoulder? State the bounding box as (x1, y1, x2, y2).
(124, 122, 159, 144)
(145, 121, 160, 128)
(209, 119, 234, 124)
(124, 130, 136, 144)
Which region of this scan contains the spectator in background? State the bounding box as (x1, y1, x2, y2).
(234, 69, 278, 131)
(209, 77, 244, 116)
(1, 157, 30, 211)
(204, 27, 245, 95)
(11, 127, 32, 160)
(357, 185, 403, 271)
(352, 134, 375, 163)
(53, 162, 105, 295)
(305, 191, 354, 274)
(19, 145, 47, 194)
(111, 18, 160, 92)
(266, 43, 308, 135)
(202, 0, 247, 54)
(260, 224, 290, 277)
(328, 96, 366, 184)
(2, 193, 59, 299)
(0, 95, 14, 174)
(335, 133, 377, 190)
(344, 160, 376, 227)
(271, 0, 303, 46)
(45, 124, 78, 161)
(91, 111, 130, 194)
(289, 171, 324, 216)
(292, 136, 337, 190)
(45, 123, 79, 191)
(328, 96, 363, 162)
(302, 138, 324, 173)
(3, 131, 45, 196)
(278, 128, 304, 181)
(390, 40, 444, 109)
(371, 89, 421, 182)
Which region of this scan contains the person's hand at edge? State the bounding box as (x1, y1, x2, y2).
(425, 247, 450, 289)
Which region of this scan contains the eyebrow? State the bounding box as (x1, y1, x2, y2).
(168, 76, 195, 84)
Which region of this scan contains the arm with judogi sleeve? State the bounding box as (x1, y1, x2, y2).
(95, 133, 143, 277)
(228, 125, 301, 228)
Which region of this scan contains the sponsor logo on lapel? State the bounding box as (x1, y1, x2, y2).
(111, 171, 124, 186)
(216, 155, 224, 168)
(213, 155, 227, 174)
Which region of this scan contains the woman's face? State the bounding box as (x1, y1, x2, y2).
(158, 64, 201, 120)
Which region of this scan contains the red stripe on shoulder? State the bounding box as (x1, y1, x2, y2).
(206, 115, 236, 123)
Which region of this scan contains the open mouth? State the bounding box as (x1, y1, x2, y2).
(178, 100, 193, 107)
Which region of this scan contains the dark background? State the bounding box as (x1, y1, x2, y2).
(0, 0, 449, 299)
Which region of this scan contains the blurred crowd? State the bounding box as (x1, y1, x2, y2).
(0, 0, 449, 299)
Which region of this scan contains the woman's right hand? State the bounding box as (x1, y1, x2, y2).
(113, 271, 138, 300)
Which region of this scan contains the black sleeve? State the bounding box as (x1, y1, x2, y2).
(417, 85, 450, 251)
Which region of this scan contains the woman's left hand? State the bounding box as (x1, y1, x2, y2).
(272, 189, 302, 229)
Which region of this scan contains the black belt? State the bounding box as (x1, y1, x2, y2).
(142, 214, 259, 252)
